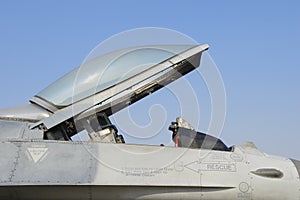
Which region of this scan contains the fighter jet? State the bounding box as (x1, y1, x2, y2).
(0, 44, 299, 200)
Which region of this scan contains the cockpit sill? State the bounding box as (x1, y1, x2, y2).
(0, 114, 235, 154)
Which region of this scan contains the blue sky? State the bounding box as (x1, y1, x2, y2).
(0, 1, 299, 158)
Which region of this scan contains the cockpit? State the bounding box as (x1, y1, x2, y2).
(43, 109, 231, 152)
(0, 43, 231, 151)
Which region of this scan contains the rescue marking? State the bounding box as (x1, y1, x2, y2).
(185, 161, 237, 173)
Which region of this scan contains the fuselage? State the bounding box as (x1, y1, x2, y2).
(0, 120, 299, 200)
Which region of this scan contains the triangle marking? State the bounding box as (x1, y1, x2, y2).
(27, 147, 48, 163)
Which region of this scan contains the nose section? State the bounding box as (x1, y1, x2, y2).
(290, 159, 300, 176)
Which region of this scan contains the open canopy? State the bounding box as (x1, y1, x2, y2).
(31, 44, 209, 130)
(32, 45, 199, 108)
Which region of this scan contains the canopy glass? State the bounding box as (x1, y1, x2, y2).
(35, 45, 196, 107)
